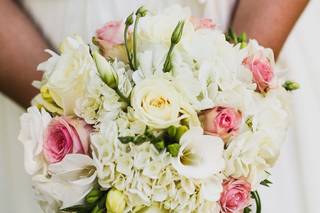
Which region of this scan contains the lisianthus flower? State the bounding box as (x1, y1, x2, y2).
(171, 127, 224, 179)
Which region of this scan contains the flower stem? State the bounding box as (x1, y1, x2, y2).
(132, 14, 141, 70)
(251, 191, 261, 213)
(124, 13, 134, 70)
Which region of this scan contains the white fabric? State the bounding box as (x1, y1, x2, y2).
(0, 0, 319, 212)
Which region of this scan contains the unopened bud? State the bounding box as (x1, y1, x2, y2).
(125, 13, 134, 26)
(175, 125, 188, 141)
(283, 80, 300, 91)
(106, 189, 126, 213)
(136, 6, 147, 17)
(93, 51, 118, 88)
(86, 187, 103, 204)
(167, 143, 181, 157)
(167, 126, 177, 138)
(171, 21, 185, 44)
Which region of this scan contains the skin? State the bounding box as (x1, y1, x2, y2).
(0, 0, 309, 107)
(231, 0, 309, 58)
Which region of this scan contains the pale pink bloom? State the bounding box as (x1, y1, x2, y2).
(43, 117, 92, 164)
(220, 178, 251, 213)
(96, 20, 125, 45)
(200, 106, 242, 141)
(190, 16, 215, 30)
(243, 56, 274, 93)
(95, 20, 127, 62)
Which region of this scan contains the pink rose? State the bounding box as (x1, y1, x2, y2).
(43, 117, 92, 164)
(200, 106, 242, 141)
(220, 178, 251, 213)
(94, 20, 128, 62)
(190, 16, 215, 30)
(243, 56, 274, 93)
(96, 20, 125, 45)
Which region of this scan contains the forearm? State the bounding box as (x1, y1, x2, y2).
(0, 0, 50, 107)
(231, 0, 309, 58)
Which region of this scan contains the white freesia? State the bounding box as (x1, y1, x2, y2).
(18, 106, 52, 175)
(38, 36, 97, 115)
(171, 127, 224, 179)
(33, 154, 97, 210)
(131, 78, 199, 129)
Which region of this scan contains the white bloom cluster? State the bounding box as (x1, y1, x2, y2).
(19, 5, 296, 213)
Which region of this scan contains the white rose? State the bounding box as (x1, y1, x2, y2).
(18, 106, 52, 175)
(131, 78, 199, 129)
(38, 36, 97, 115)
(171, 127, 225, 179)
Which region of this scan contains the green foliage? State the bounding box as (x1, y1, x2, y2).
(225, 28, 247, 48)
(260, 179, 273, 187)
(61, 187, 108, 213)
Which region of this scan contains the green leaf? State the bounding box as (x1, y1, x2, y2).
(60, 205, 89, 212)
(260, 179, 272, 187)
(118, 136, 135, 144)
(134, 135, 148, 145)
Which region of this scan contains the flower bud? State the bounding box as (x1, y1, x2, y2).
(106, 189, 126, 213)
(153, 139, 165, 152)
(92, 51, 118, 88)
(125, 13, 134, 26)
(167, 143, 181, 157)
(171, 21, 185, 44)
(136, 6, 148, 17)
(167, 126, 177, 138)
(175, 125, 188, 142)
(283, 80, 300, 91)
(86, 187, 103, 204)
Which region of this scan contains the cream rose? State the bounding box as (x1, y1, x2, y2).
(131, 78, 199, 129)
(39, 36, 97, 115)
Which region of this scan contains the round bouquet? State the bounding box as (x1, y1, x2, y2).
(19, 5, 299, 213)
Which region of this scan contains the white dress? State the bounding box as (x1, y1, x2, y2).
(0, 0, 319, 212)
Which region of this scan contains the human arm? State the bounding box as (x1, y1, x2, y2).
(0, 0, 50, 107)
(231, 0, 309, 58)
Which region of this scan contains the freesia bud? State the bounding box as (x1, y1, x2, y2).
(167, 126, 177, 138)
(175, 125, 188, 142)
(171, 21, 185, 44)
(154, 139, 165, 152)
(85, 187, 103, 204)
(125, 13, 134, 26)
(167, 143, 181, 157)
(106, 189, 126, 213)
(93, 51, 118, 88)
(283, 80, 300, 91)
(136, 6, 147, 17)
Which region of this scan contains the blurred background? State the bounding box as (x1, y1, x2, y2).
(0, 0, 320, 212)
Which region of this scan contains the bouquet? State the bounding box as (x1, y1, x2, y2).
(19, 5, 299, 213)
